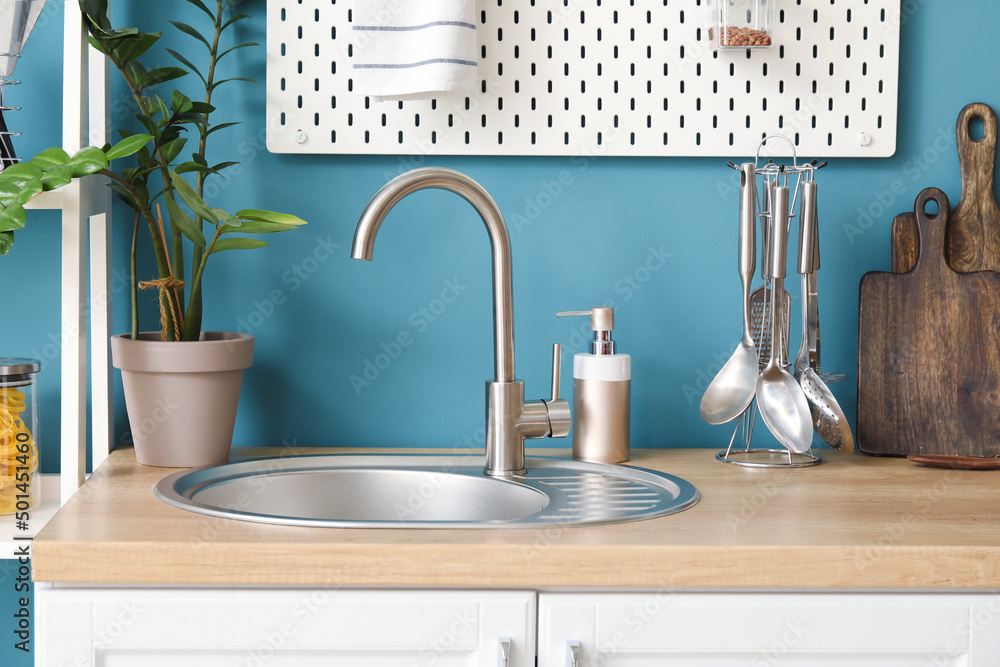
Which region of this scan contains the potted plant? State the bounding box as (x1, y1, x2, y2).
(0, 0, 307, 467)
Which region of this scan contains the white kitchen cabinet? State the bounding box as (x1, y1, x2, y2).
(37, 587, 536, 667)
(538, 592, 1000, 667)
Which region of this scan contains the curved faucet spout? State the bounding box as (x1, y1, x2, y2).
(352, 167, 516, 383)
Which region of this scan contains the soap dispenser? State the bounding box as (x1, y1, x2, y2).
(557, 307, 630, 463)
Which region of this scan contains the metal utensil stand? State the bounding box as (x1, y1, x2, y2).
(717, 135, 825, 468)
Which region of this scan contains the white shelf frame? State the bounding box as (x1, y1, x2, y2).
(21, 1, 112, 509)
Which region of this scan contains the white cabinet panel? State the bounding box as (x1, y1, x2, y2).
(38, 588, 536, 667)
(538, 592, 1000, 667)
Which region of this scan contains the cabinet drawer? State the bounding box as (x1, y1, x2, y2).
(38, 587, 536, 667)
(538, 592, 1000, 667)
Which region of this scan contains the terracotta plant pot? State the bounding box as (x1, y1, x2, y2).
(111, 332, 254, 467)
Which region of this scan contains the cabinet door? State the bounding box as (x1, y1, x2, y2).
(38, 587, 535, 667)
(539, 592, 1000, 667)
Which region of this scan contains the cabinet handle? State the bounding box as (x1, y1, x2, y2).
(498, 636, 511, 667)
(566, 639, 581, 667)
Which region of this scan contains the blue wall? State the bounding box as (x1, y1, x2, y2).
(2, 0, 999, 470)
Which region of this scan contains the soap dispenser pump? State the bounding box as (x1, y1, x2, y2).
(557, 307, 630, 463)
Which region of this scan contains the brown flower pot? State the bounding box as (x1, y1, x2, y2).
(111, 332, 254, 467)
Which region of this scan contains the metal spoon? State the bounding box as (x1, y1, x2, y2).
(755, 184, 814, 453)
(793, 180, 854, 453)
(701, 163, 760, 424)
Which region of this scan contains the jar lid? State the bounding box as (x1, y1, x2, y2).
(0, 358, 41, 375)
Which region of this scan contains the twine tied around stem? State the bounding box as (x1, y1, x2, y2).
(139, 277, 186, 340)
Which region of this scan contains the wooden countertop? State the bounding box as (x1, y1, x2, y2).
(32, 447, 1000, 589)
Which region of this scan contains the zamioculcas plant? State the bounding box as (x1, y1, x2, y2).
(0, 0, 306, 341)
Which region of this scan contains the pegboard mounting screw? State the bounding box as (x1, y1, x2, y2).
(858, 132, 872, 147)
(295, 130, 308, 144)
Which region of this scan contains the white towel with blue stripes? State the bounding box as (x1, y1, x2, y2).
(351, 0, 478, 102)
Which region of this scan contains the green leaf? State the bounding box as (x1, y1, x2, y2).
(180, 0, 215, 21)
(105, 134, 153, 160)
(0, 179, 22, 206)
(206, 121, 240, 136)
(209, 237, 269, 254)
(211, 161, 238, 172)
(124, 60, 147, 87)
(223, 219, 299, 234)
(141, 67, 188, 89)
(15, 180, 43, 204)
(0, 230, 12, 255)
(171, 112, 208, 125)
(0, 162, 43, 184)
(112, 32, 160, 63)
(79, 0, 111, 31)
(169, 170, 218, 224)
(171, 90, 193, 114)
(167, 20, 212, 50)
(30, 147, 71, 171)
(153, 94, 171, 124)
(211, 208, 241, 227)
(160, 137, 188, 164)
(166, 196, 206, 248)
(174, 160, 215, 175)
(188, 102, 215, 115)
(40, 165, 72, 190)
(165, 49, 206, 85)
(0, 164, 45, 201)
(221, 14, 252, 32)
(218, 40, 258, 60)
(210, 77, 258, 91)
(108, 182, 137, 208)
(87, 35, 107, 55)
(0, 204, 26, 232)
(67, 146, 109, 177)
(236, 209, 308, 226)
(135, 114, 161, 139)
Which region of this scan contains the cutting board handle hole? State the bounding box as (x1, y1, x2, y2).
(968, 115, 986, 142)
(923, 198, 940, 217)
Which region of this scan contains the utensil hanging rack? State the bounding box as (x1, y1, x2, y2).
(714, 135, 838, 468)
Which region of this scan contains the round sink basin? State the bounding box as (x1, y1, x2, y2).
(155, 454, 699, 529)
(188, 467, 548, 523)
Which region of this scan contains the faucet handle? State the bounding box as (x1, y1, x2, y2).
(550, 343, 562, 401)
(544, 343, 571, 439)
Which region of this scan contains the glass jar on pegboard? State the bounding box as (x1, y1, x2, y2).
(0, 358, 40, 515)
(707, 0, 777, 50)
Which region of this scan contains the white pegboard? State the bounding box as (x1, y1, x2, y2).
(266, 0, 900, 158)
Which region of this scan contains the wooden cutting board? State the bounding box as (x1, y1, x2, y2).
(859, 188, 1000, 457)
(892, 103, 1000, 273)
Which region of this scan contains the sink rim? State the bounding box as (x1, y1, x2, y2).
(154, 454, 700, 529)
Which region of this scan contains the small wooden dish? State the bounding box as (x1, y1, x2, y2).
(906, 454, 1000, 470)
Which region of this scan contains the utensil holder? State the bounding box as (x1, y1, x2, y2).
(711, 135, 831, 468)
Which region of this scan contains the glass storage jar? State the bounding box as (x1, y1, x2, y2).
(707, 0, 777, 50)
(0, 358, 40, 515)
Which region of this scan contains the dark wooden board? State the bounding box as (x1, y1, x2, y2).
(893, 103, 1000, 273)
(859, 188, 1000, 457)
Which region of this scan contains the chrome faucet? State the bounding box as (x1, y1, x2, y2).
(352, 167, 570, 475)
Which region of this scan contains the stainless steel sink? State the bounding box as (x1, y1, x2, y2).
(154, 454, 699, 529)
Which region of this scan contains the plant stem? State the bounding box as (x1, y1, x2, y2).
(183, 0, 226, 342)
(102, 46, 185, 328)
(130, 208, 139, 340)
(187, 224, 226, 316)
(99, 168, 177, 340)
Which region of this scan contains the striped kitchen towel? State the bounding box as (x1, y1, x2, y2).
(351, 0, 478, 102)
